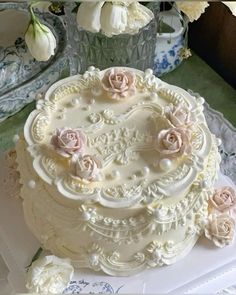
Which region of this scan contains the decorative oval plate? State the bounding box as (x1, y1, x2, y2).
(0, 3, 69, 122)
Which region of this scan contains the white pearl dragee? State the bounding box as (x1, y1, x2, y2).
(159, 158, 172, 171)
(13, 134, 20, 143)
(201, 179, 208, 189)
(197, 96, 205, 105)
(216, 138, 222, 146)
(150, 92, 158, 100)
(71, 98, 80, 106)
(28, 180, 36, 189)
(142, 166, 150, 176)
(36, 92, 43, 100)
(111, 170, 120, 180)
(82, 211, 91, 221)
(88, 66, 95, 71)
(145, 69, 153, 76)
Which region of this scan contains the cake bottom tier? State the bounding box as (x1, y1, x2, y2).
(23, 194, 203, 276)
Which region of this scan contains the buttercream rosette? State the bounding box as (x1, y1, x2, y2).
(209, 186, 236, 213)
(101, 68, 136, 100)
(163, 104, 196, 128)
(205, 214, 235, 248)
(155, 127, 191, 159)
(51, 127, 86, 157)
(70, 154, 103, 183)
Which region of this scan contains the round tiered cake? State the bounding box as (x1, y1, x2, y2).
(16, 67, 221, 276)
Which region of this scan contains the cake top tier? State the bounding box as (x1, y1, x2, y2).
(24, 67, 214, 208)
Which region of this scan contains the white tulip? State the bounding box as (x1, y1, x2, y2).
(26, 255, 74, 294)
(76, 1, 105, 33)
(25, 21, 57, 61)
(101, 2, 128, 37)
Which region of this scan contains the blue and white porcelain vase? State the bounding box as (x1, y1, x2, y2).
(153, 7, 189, 77)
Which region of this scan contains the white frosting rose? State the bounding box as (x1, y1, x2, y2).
(155, 127, 191, 158)
(102, 68, 135, 100)
(71, 154, 102, 182)
(205, 214, 235, 248)
(164, 104, 195, 127)
(210, 186, 236, 213)
(51, 128, 86, 157)
(26, 255, 74, 294)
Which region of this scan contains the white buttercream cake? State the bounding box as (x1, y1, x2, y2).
(16, 67, 222, 276)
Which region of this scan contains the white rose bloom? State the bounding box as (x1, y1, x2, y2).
(101, 2, 128, 37)
(26, 255, 74, 294)
(176, 1, 209, 22)
(223, 2, 236, 17)
(76, 1, 105, 33)
(25, 22, 57, 62)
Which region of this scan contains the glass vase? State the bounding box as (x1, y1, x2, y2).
(66, 3, 160, 73)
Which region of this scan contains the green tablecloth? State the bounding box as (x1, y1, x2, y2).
(0, 53, 235, 152)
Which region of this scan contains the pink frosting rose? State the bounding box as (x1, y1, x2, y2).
(164, 104, 195, 127)
(205, 214, 235, 248)
(155, 127, 191, 158)
(210, 187, 236, 213)
(51, 128, 86, 157)
(71, 155, 102, 182)
(101, 69, 135, 100)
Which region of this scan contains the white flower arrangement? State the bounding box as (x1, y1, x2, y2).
(76, 1, 154, 37)
(176, 1, 236, 22)
(23, 1, 236, 62)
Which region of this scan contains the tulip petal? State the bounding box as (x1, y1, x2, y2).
(126, 2, 154, 34)
(101, 3, 128, 37)
(76, 1, 105, 33)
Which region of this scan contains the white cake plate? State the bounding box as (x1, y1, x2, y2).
(0, 152, 236, 294)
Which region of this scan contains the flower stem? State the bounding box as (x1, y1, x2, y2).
(29, 4, 36, 23)
(25, 247, 43, 271)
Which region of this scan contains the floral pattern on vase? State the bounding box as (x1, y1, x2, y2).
(153, 9, 188, 77)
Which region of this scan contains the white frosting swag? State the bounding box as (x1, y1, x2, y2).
(76, 1, 154, 37)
